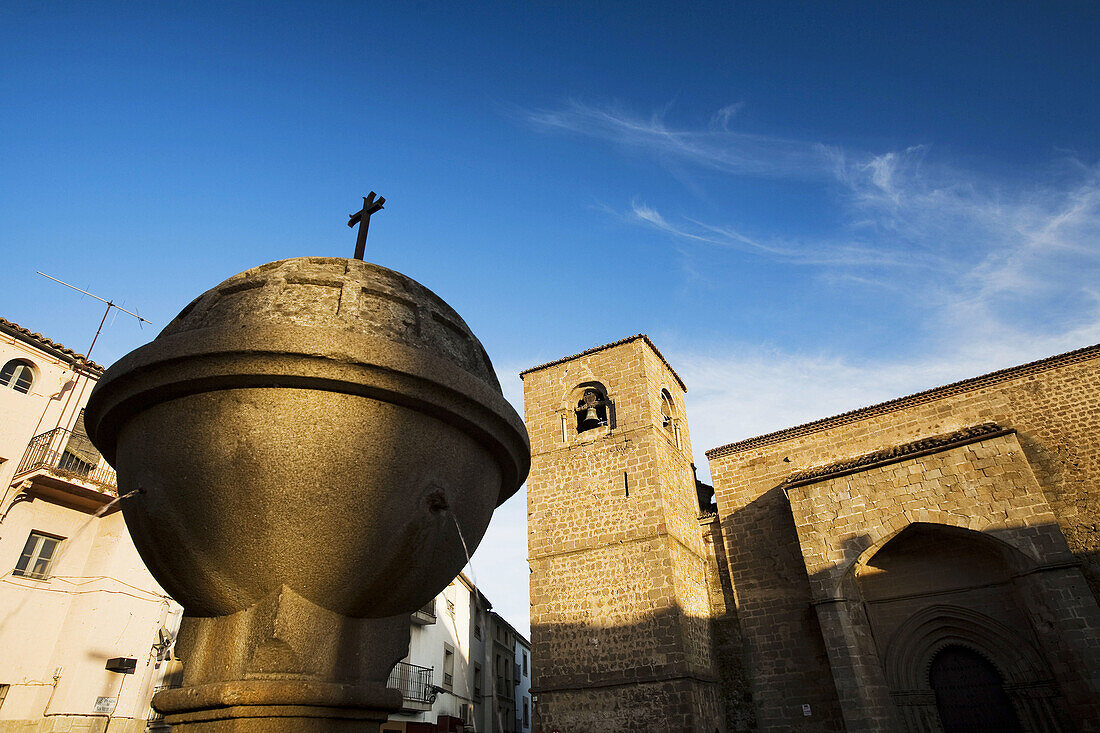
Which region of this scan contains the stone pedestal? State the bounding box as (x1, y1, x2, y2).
(155, 587, 409, 732)
(85, 257, 530, 732)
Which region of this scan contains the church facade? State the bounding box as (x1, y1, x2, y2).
(522, 335, 1100, 732)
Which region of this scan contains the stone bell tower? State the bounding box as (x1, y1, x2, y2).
(522, 335, 720, 732)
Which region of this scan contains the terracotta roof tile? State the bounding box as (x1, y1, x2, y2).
(520, 334, 687, 392)
(782, 423, 1009, 488)
(0, 316, 104, 374)
(706, 343, 1100, 459)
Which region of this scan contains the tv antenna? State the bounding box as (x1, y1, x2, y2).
(35, 271, 152, 433)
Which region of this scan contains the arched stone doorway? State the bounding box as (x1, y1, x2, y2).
(854, 523, 1070, 731)
(929, 645, 1021, 732)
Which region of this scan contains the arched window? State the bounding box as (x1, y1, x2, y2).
(660, 389, 674, 427)
(0, 359, 35, 394)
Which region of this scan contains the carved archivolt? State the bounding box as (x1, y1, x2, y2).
(883, 604, 1050, 691)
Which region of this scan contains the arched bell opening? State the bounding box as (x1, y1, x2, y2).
(659, 389, 674, 428)
(572, 382, 612, 434)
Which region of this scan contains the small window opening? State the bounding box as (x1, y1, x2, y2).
(443, 645, 455, 689)
(623, 471, 629, 497)
(14, 531, 63, 580)
(575, 388, 609, 433)
(0, 359, 35, 394)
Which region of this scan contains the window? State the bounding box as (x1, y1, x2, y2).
(0, 359, 35, 394)
(442, 645, 454, 690)
(474, 622, 482, 640)
(523, 697, 529, 727)
(473, 663, 482, 698)
(660, 389, 674, 427)
(522, 651, 528, 676)
(14, 531, 63, 580)
(446, 598, 455, 616)
(0, 684, 8, 710)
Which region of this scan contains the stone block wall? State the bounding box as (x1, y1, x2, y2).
(524, 336, 720, 732)
(706, 345, 1100, 731)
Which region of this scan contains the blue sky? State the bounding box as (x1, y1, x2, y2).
(3, 2, 1099, 635)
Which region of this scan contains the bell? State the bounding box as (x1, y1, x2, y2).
(580, 407, 601, 428)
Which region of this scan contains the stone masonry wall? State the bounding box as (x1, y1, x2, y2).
(706, 347, 1100, 731)
(785, 429, 1100, 729)
(524, 337, 720, 732)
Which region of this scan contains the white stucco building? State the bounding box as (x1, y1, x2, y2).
(514, 634, 531, 733)
(383, 573, 482, 733)
(382, 575, 532, 733)
(0, 317, 183, 733)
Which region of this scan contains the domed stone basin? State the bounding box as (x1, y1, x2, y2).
(85, 257, 529, 619)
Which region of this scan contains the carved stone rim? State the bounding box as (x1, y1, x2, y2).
(86, 323, 529, 506)
(154, 680, 401, 716)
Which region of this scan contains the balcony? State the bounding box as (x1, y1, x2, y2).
(412, 599, 437, 625)
(12, 427, 119, 514)
(387, 661, 435, 712)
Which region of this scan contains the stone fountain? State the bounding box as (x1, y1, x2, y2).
(85, 251, 529, 731)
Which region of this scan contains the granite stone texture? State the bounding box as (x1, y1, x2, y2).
(708, 345, 1100, 731)
(526, 336, 1100, 732)
(86, 257, 529, 732)
(524, 336, 723, 732)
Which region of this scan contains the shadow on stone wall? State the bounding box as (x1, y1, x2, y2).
(716, 487, 847, 731)
(530, 602, 733, 733)
(796, 519, 1099, 731)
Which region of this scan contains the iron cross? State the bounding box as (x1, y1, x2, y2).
(348, 192, 385, 260)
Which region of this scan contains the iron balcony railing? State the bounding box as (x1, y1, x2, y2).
(15, 427, 117, 493)
(387, 661, 435, 705)
(412, 599, 437, 625)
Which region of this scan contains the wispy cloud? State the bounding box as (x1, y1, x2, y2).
(525, 99, 1100, 482)
(710, 102, 745, 131)
(627, 200, 921, 268)
(674, 312, 1100, 483)
(529, 100, 1100, 342)
(526, 99, 840, 180)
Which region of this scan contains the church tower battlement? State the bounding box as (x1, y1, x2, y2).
(521, 335, 721, 732)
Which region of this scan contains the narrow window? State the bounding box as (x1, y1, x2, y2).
(623, 471, 629, 497)
(560, 414, 567, 443)
(674, 424, 682, 450)
(443, 645, 455, 690)
(473, 663, 482, 698)
(14, 531, 63, 580)
(474, 622, 482, 640)
(660, 389, 674, 427)
(523, 650, 528, 676)
(523, 697, 530, 727)
(0, 359, 35, 394)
